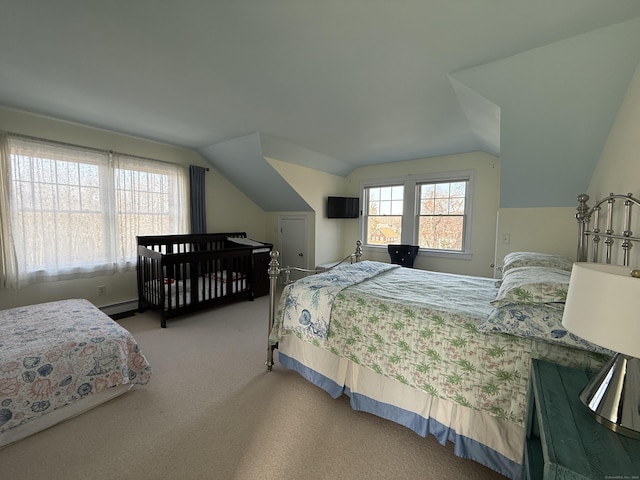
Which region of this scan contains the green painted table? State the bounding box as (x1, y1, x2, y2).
(523, 359, 640, 480)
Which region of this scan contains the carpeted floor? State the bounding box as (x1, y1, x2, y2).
(0, 296, 507, 479)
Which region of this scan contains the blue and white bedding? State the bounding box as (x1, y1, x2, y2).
(0, 299, 152, 445)
(276, 261, 398, 341)
(270, 261, 611, 479)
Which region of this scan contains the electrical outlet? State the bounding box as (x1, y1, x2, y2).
(97, 285, 106, 296)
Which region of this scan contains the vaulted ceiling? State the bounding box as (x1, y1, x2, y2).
(1, 1, 639, 210)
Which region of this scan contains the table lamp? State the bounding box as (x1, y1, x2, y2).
(561, 262, 640, 438)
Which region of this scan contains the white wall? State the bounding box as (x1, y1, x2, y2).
(344, 151, 500, 277)
(588, 63, 640, 198)
(586, 62, 640, 266)
(266, 157, 347, 267)
(494, 207, 578, 272)
(0, 107, 266, 309)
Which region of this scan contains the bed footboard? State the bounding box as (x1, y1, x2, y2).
(266, 240, 363, 371)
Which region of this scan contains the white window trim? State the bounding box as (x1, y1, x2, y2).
(360, 170, 475, 260)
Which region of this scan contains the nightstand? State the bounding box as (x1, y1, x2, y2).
(523, 359, 640, 479)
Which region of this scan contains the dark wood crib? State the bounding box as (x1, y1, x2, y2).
(137, 232, 272, 327)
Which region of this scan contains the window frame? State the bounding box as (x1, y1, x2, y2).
(360, 170, 474, 259)
(5, 134, 188, 286)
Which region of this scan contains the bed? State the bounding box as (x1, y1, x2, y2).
(266, 193, 639, 480)
(0, 298, 152, 448)
(137, 232, 272, 327)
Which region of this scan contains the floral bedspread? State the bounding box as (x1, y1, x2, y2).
(271, 264, 610, 426)
(0, 299, 152, 436)
(277, 261, 398, 340)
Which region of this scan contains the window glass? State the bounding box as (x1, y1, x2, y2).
(364, 185, 403, 245)
(418, 181, 467, 251)
(361, 175, 471, 254)
(6, 135, 187, 285)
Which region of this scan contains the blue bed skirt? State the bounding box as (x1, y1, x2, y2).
(278, 351, 520, 479)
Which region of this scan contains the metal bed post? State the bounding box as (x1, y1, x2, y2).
(575, 194, 590, 262)
(266, 250, 280, 372)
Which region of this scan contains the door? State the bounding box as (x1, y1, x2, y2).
(278, 215, 308, 282)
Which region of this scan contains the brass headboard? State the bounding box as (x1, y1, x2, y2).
(576, 193, 640, 265)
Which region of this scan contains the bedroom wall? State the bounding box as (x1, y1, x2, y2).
(494, 61, 640, 271)
(494, 207, 578, 273)
(265, 157, 347, 266)
(586, 61, 640, 266)
(0, 107, 266, 310)
(343, 151, 500, 278)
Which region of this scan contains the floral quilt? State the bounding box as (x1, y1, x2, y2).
(271, 264, 610, 426)
(276, 261, 398, 341)
(0, 299, 152, 436)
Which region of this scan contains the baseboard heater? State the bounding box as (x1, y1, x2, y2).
(100, 299, 138, 319)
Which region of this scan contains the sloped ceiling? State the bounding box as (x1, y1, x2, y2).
(1, 2, 639, 210)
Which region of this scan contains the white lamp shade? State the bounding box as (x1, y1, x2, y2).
(562, 262, 640, 358)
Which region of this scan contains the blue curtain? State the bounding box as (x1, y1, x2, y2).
(189, 165, 207, 233)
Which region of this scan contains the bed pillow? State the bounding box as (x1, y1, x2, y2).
(500, 251, 573, 275)
(490, 266, 570, 307)
(478, 303, 612, 355)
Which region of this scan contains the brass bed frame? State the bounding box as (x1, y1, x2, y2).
(262, 192, 640, 479)
(267, 192, 640, 370)
(576, 192, 640, 265)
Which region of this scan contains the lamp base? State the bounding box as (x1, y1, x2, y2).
(579, 353, 640, 438)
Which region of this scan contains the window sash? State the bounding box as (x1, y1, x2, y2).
(417, 180, 468, 252)
(361, 174, 472, 255)
(5, 135, 187, 286)
(363, 184, 404, 246)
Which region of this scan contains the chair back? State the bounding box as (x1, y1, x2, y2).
(387, 244, 420, 268)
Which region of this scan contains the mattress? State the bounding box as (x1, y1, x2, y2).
(145, 273, 247, 308)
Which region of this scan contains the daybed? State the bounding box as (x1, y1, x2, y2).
(266, 192, 639, 480)
(137, 232, 272, 328)
(0, 299, 152, 448)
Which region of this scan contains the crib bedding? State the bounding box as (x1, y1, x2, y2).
(270, 262, 610, 479)
(145, 275, 247, 309)
(0, 299, 152, 447)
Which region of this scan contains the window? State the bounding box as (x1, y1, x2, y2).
(418, 180, 467, 251)
(363, 185, 404, 245)
(362, 172, 473, 256)
(3, 135, 187, 286)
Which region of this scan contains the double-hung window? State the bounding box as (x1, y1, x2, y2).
(2, 134, 187, 287)
(362, 172, 473, 256)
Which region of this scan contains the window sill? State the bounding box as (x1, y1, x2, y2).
(363, 244, 472, 261)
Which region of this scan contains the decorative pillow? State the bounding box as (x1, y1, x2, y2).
(479, 303, 613, 355)
(500, 251, 573, 275)
(491, 266, 570, 307)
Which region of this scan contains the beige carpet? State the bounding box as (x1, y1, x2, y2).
(0, 296, 507, 480)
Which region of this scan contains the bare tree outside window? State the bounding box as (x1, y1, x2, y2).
(418, 181, 466, 251)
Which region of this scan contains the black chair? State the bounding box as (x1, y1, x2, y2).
(387, 244, 420, 268)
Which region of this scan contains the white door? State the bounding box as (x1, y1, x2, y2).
(278, 215, 308, 282)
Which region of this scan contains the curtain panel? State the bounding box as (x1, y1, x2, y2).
(0, 133, 19, 288)
(0, 134, 188, 288)
(189, 165, 207, 234)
